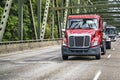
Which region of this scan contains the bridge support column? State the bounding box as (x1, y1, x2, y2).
(27, 0, 38, 40)
(62, 0, 69, 38)
(37, 0, 42, 39)
(55, 0, 62, 38)
(18, 0, 23, 40)
(77, 0, 81, 13)
(50, 0, 55, 39)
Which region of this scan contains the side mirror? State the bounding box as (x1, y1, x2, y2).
(62, 29, 65, 32)
(102, 28, 105, 32)
(61, 22, 65, 32)
(102, 22, 106, 32)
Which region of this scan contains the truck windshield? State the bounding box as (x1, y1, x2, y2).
(67, 19, 98, 30)
(106, 28, 116, 34)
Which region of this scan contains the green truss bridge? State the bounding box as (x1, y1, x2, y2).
(0, 0, 120, 43)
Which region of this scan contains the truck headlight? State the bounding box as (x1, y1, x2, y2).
(91, 41, 98, 46)
(108, 38, 111, 41)
(62, 38, 67, 46)
(62, 42, 67, 46)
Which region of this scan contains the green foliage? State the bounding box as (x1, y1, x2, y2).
(2, 1, 19, 41)
(44, 23, 50, 39)
(44, 24, 59, 39)
(54, 25, 58, 38)
(3, 16, 19, 41)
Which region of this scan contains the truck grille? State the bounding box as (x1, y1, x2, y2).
(109, 36, 115, 40)
(68, 35, 90, 48)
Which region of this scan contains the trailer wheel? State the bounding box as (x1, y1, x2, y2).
(106, 41, 111, 49)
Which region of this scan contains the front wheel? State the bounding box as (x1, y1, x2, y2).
(96, 48, 101, 60)
(96, 55, 101, 59)
(62, 55, 68, 60)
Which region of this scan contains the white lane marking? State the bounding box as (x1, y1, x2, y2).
(49, 56, 59, 60)
(107, 54, 111, 59)
(93, 70, 101, 80)
(112, 48, 115, 50)
(16, 61, 56, 64)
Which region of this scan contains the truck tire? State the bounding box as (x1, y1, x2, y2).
(106, 41, 111, 49)
(101, 40, 106, 55)
(96, 48, 101, 60)
(62, 55, 68, 60)
(62, 47, 68, 60)
(96, 54, 101, 59)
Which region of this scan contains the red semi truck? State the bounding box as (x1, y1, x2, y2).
(62, 15, 107, 60)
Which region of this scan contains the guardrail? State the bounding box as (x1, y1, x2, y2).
(0, 39, 62, 54)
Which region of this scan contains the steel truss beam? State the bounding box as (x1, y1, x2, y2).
(54, 4, 120, 10)
(50, 0, 55, 39)
(55, 0, 62, 38)
(0, 0, 13, 41)
(63, 0, 69, 30)
(18, 0, 23, 40)
(27, 0, 38, 40)
(78, 12, 120, 14)
(93, 1, 120, 4)
(37, 0, 42, 39)
(102, 16, 120, 18)
(40, 0, 50, 40)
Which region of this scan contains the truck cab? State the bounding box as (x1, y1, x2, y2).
(62, 15, 106, 60)
(106, 26, 117, 41)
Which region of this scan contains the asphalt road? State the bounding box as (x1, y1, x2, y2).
(0, 38, 120, 80)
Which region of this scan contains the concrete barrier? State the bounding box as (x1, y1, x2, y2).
(0, 40, 61, 54)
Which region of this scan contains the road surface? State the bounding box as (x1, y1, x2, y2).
(0, 39, 120, 80)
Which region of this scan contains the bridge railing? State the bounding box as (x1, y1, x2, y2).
(0, 39, 61, 54)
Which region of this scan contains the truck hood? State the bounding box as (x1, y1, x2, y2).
(108, 34, 116, 36)
(66, 29, 96, 36)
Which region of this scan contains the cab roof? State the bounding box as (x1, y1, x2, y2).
(106, 27, 116, 28)
(68, 15, 101, 19)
